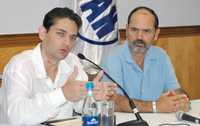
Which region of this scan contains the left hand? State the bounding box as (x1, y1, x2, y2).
(62, 66, 87, 102)
(92, 70, 117, 100)
(168, 91, 190, 112)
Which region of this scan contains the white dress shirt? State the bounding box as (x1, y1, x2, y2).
(1, 43, 88, 125)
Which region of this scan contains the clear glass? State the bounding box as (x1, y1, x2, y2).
(99, 101, 115, 126)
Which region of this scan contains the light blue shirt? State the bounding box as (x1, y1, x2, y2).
(101, 42, 180, 101)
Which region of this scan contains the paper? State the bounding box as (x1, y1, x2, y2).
(50, 118, 82, 126)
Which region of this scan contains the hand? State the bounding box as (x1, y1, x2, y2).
(167, 91, 190, 112)
(62, 66, 87, 102)
(92, 71, 117, 100)
(157, 91, 189, 112)
(171, 92, 190, 112)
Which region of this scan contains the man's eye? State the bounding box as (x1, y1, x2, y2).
(131, 28, 138, 32)
(57, 32, 65, 37)
(143, 29, 151, 33)
(71, 36, 77, 41)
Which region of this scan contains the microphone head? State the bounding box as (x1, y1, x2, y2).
(77, 53, 85, 60)
(176, 111, 184, 121)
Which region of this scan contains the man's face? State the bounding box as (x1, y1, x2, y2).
(40, 18, 78, 62)
(126, 9, 160, 53)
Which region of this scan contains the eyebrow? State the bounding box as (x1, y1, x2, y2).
(54, 28, 67, 33)
(54, 27, 77, 36)
(130, 26, 154, 31)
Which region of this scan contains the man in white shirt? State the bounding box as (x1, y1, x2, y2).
(1, 7, 116, 125)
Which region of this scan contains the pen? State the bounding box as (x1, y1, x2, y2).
(41, 117, 77, 125)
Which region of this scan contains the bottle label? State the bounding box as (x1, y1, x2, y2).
(82, 115, 99, 126)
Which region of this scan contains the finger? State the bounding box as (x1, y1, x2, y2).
(93, 91, 104, 100)
(68, 66, 78, 82)
(100, 82, 117, 90)
(170, 94, 188, 101)
(178, 95, 189, 106)
(74, 81, 87, 92)
(106, 90, 115, 97)
(75, 81, 87, 100)
(168, 95, 188, 112)
(94, 83, 115, 95)
(93, 82, 102, 90)
(93, 70, 104, 82)
(106, 83, 118, 89)
(168, 100, 180, 112)
(93, 86, 112, 101)
(161, 91, 171, 97)
(103, 86, 116, 96)
(104, 85, 117, 93)
(168, 91, 176, 96)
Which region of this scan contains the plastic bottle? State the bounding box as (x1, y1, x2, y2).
(82, 82, 99, 126)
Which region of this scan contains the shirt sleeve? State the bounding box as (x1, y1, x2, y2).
(100, 54, 124, 95)
(163, 53, 180, 91)
(3, 69, 66, 125)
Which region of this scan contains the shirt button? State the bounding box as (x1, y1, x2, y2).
(141, 89, 144, 94)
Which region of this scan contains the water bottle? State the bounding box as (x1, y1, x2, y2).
(82, 82, 100, 126)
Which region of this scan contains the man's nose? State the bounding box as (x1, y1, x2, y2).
(63, 36, 71, 46)
(136, 30, 143, 40)
(64, 36, 74, 47)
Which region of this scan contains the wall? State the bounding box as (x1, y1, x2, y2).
(156, 36, 200, 100)
(0, 0, 60, 34)
(0, 0, 200, 34)
(116, 0, 200, 28)
(0, 34, 39, 73)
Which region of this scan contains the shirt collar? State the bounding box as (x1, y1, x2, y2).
(32, 43, 47, 79)
(31, 43, 72, 79)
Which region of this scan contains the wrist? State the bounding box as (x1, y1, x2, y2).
(152, 101, 157, 113)
(61, 86, 70, 101)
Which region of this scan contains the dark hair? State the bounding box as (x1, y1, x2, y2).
(43, 7, 82, 32)
(127, 6, 159, 28)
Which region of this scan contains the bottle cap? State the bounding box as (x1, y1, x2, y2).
(85, 81, 94, 90)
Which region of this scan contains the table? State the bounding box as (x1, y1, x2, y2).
(0, 100, 199, 126)
(116, 99, 200, 126)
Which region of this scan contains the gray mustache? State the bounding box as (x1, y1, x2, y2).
(132, 40, 146, 46)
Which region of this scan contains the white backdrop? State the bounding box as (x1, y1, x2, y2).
(116, 0, 200, 28)
(0, 0, 60, 34)
(0, 0, 200, 34)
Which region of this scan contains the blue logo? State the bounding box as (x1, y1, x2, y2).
(82, 115, 100, 126)
(79, 0, 118, 45)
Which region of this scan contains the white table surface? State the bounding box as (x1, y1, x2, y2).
(116, 99, 200, 126)
(1, 99, 200, 126)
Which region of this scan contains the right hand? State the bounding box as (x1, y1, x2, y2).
(61, 66, 87, 102)
(92, 71, 117, 101)
(156, 91, 188, 112)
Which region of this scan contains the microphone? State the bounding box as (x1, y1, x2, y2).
(176, 111, 200, 124)
(77, 53, 149, 126)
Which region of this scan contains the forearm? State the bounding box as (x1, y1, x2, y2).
(7, 88, 66, 125)
(111, 94, 153, 113)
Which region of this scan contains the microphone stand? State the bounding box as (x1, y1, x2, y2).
(78, 53, 149, 126)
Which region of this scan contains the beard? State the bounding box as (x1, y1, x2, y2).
(129, 39, 151, 54)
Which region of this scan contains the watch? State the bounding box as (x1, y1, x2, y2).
(152, 101, 157, 113)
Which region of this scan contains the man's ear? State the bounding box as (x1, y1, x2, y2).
(125, 24, 129, 39)
(38, 26, 47, 41)
(154, 28, 160, 41)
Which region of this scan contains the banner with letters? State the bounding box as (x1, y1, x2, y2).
(73, 0, 119, 68)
